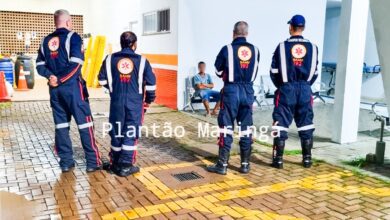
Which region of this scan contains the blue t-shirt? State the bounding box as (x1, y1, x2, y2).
(193, 73, 213, 92)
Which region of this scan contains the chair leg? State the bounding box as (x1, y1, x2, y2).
(190, 103, 195, 113)
(183, 103, 190, 111)
(319, 95, 326, 103)
(255, 99, 261, 107)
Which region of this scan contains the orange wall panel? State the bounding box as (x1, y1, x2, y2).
(144, 54, 178, 66)
(153, 68, 177, 109)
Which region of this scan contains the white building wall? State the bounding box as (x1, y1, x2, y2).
(177, 0, 327, 110)
(322, 5, 384, 101)
(136, 0, 178, 55)
(87, 0, 140, 53)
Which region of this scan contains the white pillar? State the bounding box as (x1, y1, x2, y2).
(370, 0, 390, 117)
(332, 0, 369, 143)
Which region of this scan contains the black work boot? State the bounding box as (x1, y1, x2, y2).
(118, 164, 140, 177)
(239, 147, 252, 174)
(207, 148, 229, 175)
(61, 163, 75, 173)
(301, 139, 313, 168)
(271, 139, 285, 169)
(108, 163, 121, 175)
(106, 152, 121, 174)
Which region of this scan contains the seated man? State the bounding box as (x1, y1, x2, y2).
(193, 61, 221, 116)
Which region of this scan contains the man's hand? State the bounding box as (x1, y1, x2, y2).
(143, 103, 150, 113)
(205, 83, 214, 89)
(198, 83, 207, 89)
(49, 75, 59, 87)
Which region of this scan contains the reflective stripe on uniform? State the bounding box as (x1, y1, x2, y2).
(279, 42, 288, 83)
(251, 46, 259, 82)
(138, 56, 146, 94)
(272, 125, 288, 131)
(40, 37, 45, 58)
(36, 61, 45, 66)
(297, 124, 315, 131)
(70, 57, 84, 65)
(111, 146, 122, 152)
(270, 68, 279, 74)
(65, 31, 75, 61)
(106, 55, 113, 93)
(55, 122, 70, 129)
(287, 38, 309, 42)
(122, 145, 138, 151)
(227, 44, 234, 82)
(220, 127, 234, 135)
(145, 85, 156, 91)
(78, 122, 93, 129)
(240, 129, 252, 137)
(308, 43, 318, 82)
(99, 80, 107, 85)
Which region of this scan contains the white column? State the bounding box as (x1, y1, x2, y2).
(370, 0, 390, 117)
(332, 0, 369, 143)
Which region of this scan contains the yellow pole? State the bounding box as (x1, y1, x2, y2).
(87, 36, 100, 87)
(82, 37, 93, 80)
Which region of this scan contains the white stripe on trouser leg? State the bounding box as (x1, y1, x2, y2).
(78, 122, 94, 129)
(111, 146, 122, 152)
(122, 145, 138, 151)
(251, 46, 259, 82)
(219, 128, 234, 135)
(297, 124, 315, 131)
(145, 85, 156, 91)
(308, 43, 318, 82)
(272, 126, 289, 132)
(227, 44, 234, 82)
(138, 56, 146, 94)
(279, 42, 288, 83)
(106, 55, 113, 93)
(240, 129, 252, 137)
(55, 122, 70, 129)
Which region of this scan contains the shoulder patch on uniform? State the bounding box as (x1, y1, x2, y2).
(291, 44, 307, 59)
(117, 58, 134, 75)
(237, 46, 252, 61)
(48, 36, 60, 52)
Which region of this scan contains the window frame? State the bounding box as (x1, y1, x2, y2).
(142, 8, 171, 36)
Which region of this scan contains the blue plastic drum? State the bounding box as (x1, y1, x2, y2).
(0, 58, 14, 85)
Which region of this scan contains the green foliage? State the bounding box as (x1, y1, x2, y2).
(0, 102, 11, 110)
(284, 149, 302, 156)
(342, 157, 367, 168)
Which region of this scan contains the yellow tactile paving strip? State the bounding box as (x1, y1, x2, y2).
(102, 161, 390, 219)
(3, 101, 390, 219)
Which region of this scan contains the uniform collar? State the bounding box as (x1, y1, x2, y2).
(121, 48, 135, 54)
(232, 37, 247, 43)
(289, 35, 304, 39)
(55, 28, 70, 33)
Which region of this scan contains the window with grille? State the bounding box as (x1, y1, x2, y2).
(143, 9, 170, 35)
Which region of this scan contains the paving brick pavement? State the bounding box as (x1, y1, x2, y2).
(0, 100, 390, 220)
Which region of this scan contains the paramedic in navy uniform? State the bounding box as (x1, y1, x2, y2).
(36, 9, 102, 173)
(270, 15, 319, 169)
(207, 21, 260, 175)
